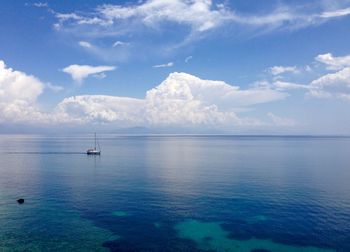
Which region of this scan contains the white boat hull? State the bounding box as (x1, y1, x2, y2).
(87, 133, 101, 155)
(87, 149, 101, 155)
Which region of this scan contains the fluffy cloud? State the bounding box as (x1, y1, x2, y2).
(0, 60, 47, 123)
(62, 64, 116, 83)
(311, 67, 350, 88)
(149, 72, 286, 108)
(268, 66, 299, 75)
(264, 53, 350, 101)
(56, 95, 145, 124)
(56, 72, 286, 127)
(308, 53, 350, 100)
(0, 61, 43, 102)
(6, 62, 283, 128)
(4, 52, 350, 129)
(268, 79, 349, 101)
(261, 53, 350, 102)
(306, 66, 350, 100)
(145, 73, 248, 125)
(315, 53, 350, 70)
(3, 60, 329, 129)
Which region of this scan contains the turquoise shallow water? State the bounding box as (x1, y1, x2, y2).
(0, 135, 350, 251)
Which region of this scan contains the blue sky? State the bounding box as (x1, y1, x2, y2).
(1, 0, 350, 134)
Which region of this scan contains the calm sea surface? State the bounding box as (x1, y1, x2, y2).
(0, 135, 350, 251)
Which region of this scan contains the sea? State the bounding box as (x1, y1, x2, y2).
(0, 135, 349, 252)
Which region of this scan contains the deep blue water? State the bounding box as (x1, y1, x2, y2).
(0, 135, 350, 251)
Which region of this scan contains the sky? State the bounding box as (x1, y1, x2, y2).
(1, 0, 350, 134)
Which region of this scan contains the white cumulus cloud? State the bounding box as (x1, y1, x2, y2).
(258, 53, 350, 102)
(56, 95, 145, 124)
(315, 53, 350, 70)
(0, 63, 294, 129)
(308, 53, 350, 100)
(56, 72, 286, 127)
(311, 67, 350, 88)
(62, 64, 116, 83)
(0, 60, 47, 123)
(0, 61, 43, 103)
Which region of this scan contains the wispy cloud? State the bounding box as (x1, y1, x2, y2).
(42, 0, 350, 61)
(90, 0, 230, 33)
(268, 112, 297, 127)
(53, 1, 350, 38)
(273, 80, 310, 91)
(62, 64, 116, 83)
(26, 2, 49, 8)
(75, 41, 131, 62)
(153, 62, 174, 68)
(78, 41, 92, 48)
(268, 66, 300, 75)
(33, 2, 48, 8)
(185, 56, 193, 63)
(320, 7, 350, 18)
(46, 83, 64, 92)
(112, 41, 130, 47)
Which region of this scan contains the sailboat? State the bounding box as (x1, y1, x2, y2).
(87, 133, 101, 155)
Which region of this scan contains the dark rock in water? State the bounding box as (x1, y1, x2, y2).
(17, 199, 24, 204)
(251, 249, 271, 252)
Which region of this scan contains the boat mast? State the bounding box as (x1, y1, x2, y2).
(94, 132, 96, 150)
(97, 137, 101, 151)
